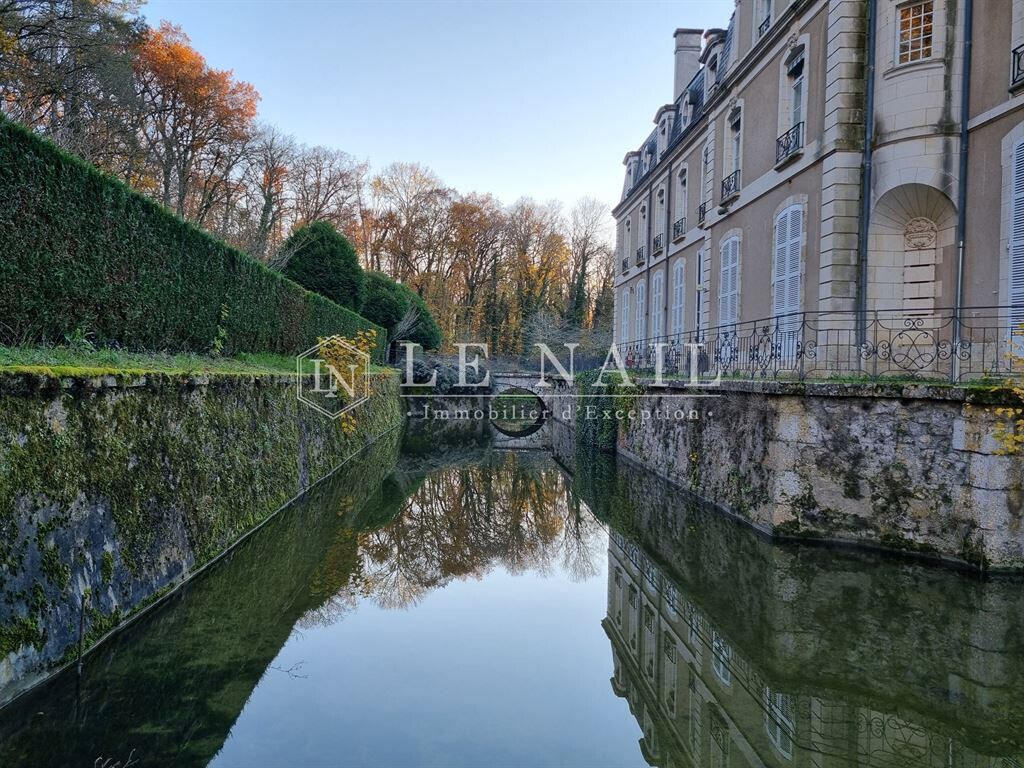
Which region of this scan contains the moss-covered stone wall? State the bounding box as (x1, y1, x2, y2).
(0, 370, 403, 704)
(610, 380, 1024, 570)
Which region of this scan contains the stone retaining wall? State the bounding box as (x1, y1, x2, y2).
(0, 370, 403, 705)
(587, 379, 1023, 569)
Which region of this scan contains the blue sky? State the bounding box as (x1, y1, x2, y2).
(140, 0, 733, 212)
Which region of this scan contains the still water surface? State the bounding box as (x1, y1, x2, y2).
(2, 430, 1024, 767)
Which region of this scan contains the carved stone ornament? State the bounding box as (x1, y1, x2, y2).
(905, 217, 937, 249)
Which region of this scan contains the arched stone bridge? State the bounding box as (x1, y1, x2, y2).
(488, 371, 574, 450)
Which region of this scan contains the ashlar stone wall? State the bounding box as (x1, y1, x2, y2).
(614, 380, 1024, 569)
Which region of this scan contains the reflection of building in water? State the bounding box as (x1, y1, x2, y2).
(604, 530, 1024, 768)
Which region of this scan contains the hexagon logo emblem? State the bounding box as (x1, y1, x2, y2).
(296, 336, 372, 420)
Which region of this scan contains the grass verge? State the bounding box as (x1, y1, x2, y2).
(0, 345, 392, 377)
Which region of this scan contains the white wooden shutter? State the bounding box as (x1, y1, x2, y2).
(1012, 140, 1024, 328)
(772, 205, 802, 325)
(621, 290, 630, 342)
(672, 261, 685, 336)
(635, 283, 646, 340)
(652, 271, 664, 338)
(719, 239, 740, 327)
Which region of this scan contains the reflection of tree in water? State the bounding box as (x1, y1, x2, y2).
(299, 452, 605, 626)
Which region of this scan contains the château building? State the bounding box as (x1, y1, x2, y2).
(613, 0, 1024, 377)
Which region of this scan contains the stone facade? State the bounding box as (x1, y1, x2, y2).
(614, 0, 1024, 354)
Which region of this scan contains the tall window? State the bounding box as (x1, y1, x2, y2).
(672, 260, 686, 336)
(790, 55, 805, 129)
(774, 205, 803, 364)
(773, 205, 803, 321)
(719, 238, 740, 326)
(635, 282, 646, 340)
(663, 634, 678, 717)
(898, 1, 933, 64)
(702, 144, 712, 206)
(711, 630, 732, 686)
(640, 206, 648, 253)
(652, 271, 664, 338)
(621, 289, 630, 342)
(764, 689, 795, 759)
(1011, 139, 1024, 328)
(695, 248, 705, 338)
(675, 168, 688, 226)
(729, 111, 742, 174)
(626, 220, 632, 258)
(656, 189, 666, 244)
(689, 673, 703, 759)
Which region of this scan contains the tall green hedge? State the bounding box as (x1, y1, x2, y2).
(0, 118, 384, 359)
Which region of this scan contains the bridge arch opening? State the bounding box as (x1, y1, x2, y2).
(489, 386, 548, 438)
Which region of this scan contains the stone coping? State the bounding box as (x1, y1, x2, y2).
(0, 369, 396, 397)
(634, 377, 1015, 404)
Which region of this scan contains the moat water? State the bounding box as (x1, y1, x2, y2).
(2, 428, 1024, 767)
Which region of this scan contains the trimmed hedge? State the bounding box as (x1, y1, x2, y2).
(282, 221, 365, 311)
(360, 270, 442, 350)
(0, 117, 384, 359)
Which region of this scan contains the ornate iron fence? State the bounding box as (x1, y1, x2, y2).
(673, 217, 687, 240)
(636, 246, 646, 266)
(653, 233, 664, 253)
(622, 256, 629, 274)
(758, 16, 771, 38)
(721, 170, 741, 203)
(613, 307, 1024, 383)
(776, 122, 803, 165)
(698, 202, 709, 227)
(1013, 43, 1024, 88)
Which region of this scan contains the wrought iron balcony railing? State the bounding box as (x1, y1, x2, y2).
(721, 170, 741, 203)
(621, 257, 629, 274)
(697, 202, 709, 227)
(611, 306, 1024, 383)
(653, 233, 664, 253)
(673, 217, 687, 240)
(758, 16, 771, 38)
(776, 122, 804, 165)
(635, 246, 646, 265)
(1013, 44, 1024, 88)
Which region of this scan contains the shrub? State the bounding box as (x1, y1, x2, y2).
(359, 271, 442, 350)
(360, 272, 409, 336)
(0, 117, 384, 360)
(281, 222, 364, 311)
(403, 286, 442, 350)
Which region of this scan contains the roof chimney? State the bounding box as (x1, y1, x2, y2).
(673, 28, 703, 102)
